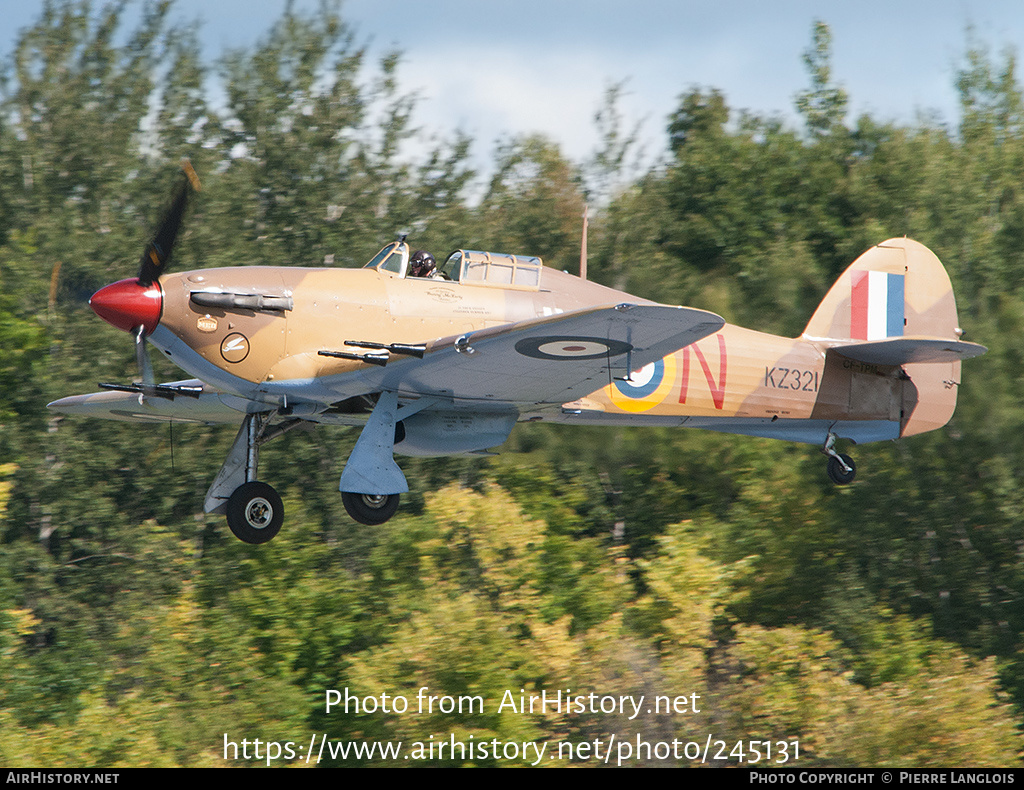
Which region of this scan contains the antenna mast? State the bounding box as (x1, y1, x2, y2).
(580, 205, 589, 281)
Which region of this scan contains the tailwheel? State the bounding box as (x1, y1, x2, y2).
(341, 491, 400, 525)
(826, 453, 856, 486)
(226, 481, 284, 544)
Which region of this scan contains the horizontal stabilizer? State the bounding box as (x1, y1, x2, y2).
(834, 336, 988, 366)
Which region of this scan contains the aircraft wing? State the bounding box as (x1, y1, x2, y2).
(353, 303, 725, 407)
(51, 305, 726, 421)
(47, 380, 248, 424)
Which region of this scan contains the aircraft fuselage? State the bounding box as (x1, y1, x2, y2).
(147, 261, 946, 447)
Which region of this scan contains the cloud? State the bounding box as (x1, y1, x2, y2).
(402, 47, 612, 157)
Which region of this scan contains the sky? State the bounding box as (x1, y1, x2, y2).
(5, 0, 1024, 174)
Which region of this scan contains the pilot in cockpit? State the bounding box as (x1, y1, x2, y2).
(409, 249, 440, 278)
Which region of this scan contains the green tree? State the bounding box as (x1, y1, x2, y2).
(795, 20, 849, 138)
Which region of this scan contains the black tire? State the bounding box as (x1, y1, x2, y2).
(826, 453, 856, 485)
(341, 491, 400, 525)
(226, 481, 284, 544)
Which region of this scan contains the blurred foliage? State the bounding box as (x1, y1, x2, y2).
(1, 4, 1023, 767)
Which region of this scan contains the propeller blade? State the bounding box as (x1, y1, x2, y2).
(133, 325, 155, 386)
(137, 160, 201, 287)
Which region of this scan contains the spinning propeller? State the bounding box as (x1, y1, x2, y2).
(138, 160, 201, 288)
(91, 161, 201, 393)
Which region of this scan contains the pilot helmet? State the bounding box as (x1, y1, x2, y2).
(410, 249, 436, 275)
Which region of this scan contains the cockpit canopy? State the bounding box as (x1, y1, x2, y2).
(362, 241, 410, 277)
(440, 250, 542, 289)
(363, 243, 542, 290)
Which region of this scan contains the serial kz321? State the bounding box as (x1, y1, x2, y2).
(49, 164, 986, 543)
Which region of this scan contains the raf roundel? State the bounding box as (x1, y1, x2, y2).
(608, 354, 678, 413)
(514, 335, 632, 361)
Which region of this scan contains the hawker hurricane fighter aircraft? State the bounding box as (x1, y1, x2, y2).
(50, 166, 987, 544)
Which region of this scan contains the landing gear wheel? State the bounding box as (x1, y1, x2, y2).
(226, 481, 284, 544)
(826, 453, 856, 485)
(341, 491, 400, 525)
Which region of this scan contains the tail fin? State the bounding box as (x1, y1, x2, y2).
(803, 238, 984, 437)
(804, 238, 962, 341)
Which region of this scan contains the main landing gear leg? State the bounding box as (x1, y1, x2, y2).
(822, 431, 856, 486)
(338, 390, 408, 526)
(206, 412, 299, 544)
